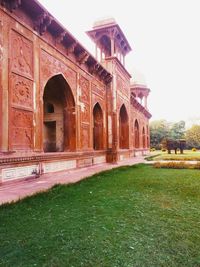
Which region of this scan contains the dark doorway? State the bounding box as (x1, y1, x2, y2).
(43, 121, 56, 152)
(93, 103, 103, 150)
(43, 74, 76, 152)
(119, 104, 129, 149)
(134, 120, 139, 148)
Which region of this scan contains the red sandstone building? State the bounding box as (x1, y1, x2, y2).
(0, 0, 151, 182)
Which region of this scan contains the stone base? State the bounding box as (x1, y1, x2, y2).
(0, 151, 107, 182)
(0, 149, 149, 183)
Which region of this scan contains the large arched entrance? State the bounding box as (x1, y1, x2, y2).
(93, 103, 103, 150)
(134, 120, 140, 148)
(43, 74, 76, 152)
(119, 104, 129, 149)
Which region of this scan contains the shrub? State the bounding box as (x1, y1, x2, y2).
(192, 148, 197, 152)
(150, 148, 156, 151)
(161, 149, 166, 152)
(154, 161, 200, 169)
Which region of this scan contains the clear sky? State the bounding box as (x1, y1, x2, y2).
(38, 0, 200, 124)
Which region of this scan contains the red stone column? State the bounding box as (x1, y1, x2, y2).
(0, 16, 9, 152)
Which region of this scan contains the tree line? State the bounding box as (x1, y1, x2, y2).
(150, 120, 200, 149)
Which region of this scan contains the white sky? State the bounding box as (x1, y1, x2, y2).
(38, 0, 200, 124)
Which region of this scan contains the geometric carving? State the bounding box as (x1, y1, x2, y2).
(80, 75, 89, 103)
(11, 73, 33, 109)
(116, 74, 129, 97)
(10, 30, 33, 78)
(11, 108, 33, 149)
(91, 83, 105, 98)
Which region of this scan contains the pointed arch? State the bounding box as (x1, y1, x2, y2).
(119, 104, 129, 149)
(93, 102, 103, 150)
(43, 74, 76, 152)
(134, 119, 140, 148)
(146, 125, 150, 148)
(142, 126, 146, 148)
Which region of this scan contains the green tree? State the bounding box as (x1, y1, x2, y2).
(170, 120, 185, 140)
(185, 125, 200, 148)
(150, 120, 171, 149)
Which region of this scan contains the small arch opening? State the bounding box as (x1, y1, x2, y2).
(93, 103, 103, 150)
(134, 120, 140, 148)
(119, 104, 129, 149)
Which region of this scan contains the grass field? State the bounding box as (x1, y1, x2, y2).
(146, 150, 200, 161)
(0, 164, 200, 267)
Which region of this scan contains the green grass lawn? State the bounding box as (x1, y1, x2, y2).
(0, 164, 200, 267)
(146, 150, 200, 161)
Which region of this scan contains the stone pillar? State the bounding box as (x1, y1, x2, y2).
(0, 18, 9, 152)
(0, 19, 3, 151)
(33, 36, 42, 152)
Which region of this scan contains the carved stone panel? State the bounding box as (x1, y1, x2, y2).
(116, 75, 129, 97)
(81, 123, 90, 149)
(40, 49, 77, 92)
(10, 30, 33, 78)
(11, 73, 33, 109)
(11, 108, 33, 149)
(80, 76, 89, 103)
(81, 103, 90, 123)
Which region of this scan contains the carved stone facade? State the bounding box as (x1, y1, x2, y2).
(0, 2, 151, 182)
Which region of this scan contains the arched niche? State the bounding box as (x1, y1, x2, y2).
(93, 103, 103, 150)
(43, 74, 76, 152)
(142, 127, 146, 148)
(134, 120, 140, 149)
(119, 104, 129, 149)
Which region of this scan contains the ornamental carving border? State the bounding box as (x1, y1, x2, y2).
(40, 49, 77, 96)
(91, 83, 105, 98)
(79, 75, 90, 104)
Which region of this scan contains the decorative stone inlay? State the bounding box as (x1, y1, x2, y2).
(2, 165, 38, 181)
(77, 158, 93, 168)
(93, 156, 106, 164)
(120, 155, 124, 161)
(44, 160, 76, 173)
